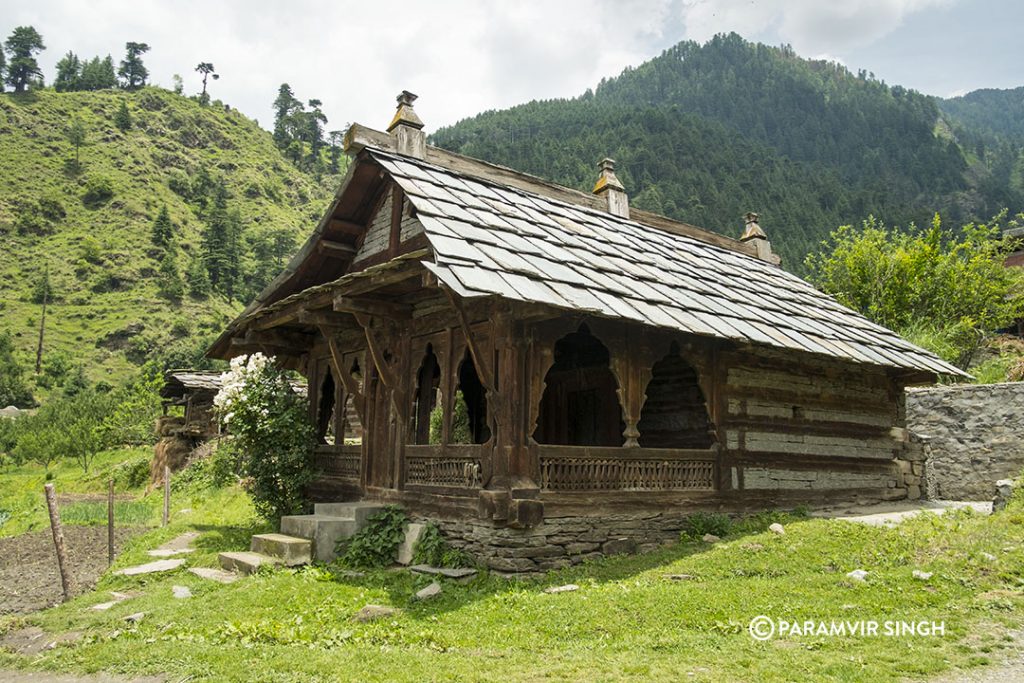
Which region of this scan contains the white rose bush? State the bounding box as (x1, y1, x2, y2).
(214, 353, 315, 522)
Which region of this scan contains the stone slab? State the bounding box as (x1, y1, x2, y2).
(218, 551, 283, 575)
(280, 514, 358, 562)
(189, 567, 239, 584)
(409, 564, 477, 579)
(396, 523, 426, 566)
(250, 533, 312, 566)
(115, 559, 185, 576)
(146, 548, 195, 557)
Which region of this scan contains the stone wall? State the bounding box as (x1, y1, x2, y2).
(906, 383, 1024, 500)
(414, 512, 687, 574)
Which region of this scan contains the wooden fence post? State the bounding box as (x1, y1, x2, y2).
(107, 478, 115, 566)
(44, 483, 77, 601)
(163, 465, 170, 527)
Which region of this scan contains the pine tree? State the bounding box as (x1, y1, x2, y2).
(4, 26, 45, 93)
(79, 56, 117, 90)
(53, 51, 80, 91)
(272, 83, 300, 148)
(114, 99, 132, 132)
(117, 42, 149, 89)
(328, 130, 344, 173)
(66, 116, 87, 169)
(157, 252, 183, 302)
(195, 62, 218, 104)
(201, 184, 230, 289)
(0, 45, 5, 93)
(151, 205, 173, 248)
(186, 257, 211, 299)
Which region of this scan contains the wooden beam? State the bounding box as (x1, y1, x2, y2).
(245, 328, 315, 348)
(327, 218, 364, 236)
(389, 185, 404, 258)
(249, 290, 336, 331)
(334, 295, 411, 320)
(317, 239, 356, 257)
(344, 251, 428, 295)
(299, 309, 351, 327)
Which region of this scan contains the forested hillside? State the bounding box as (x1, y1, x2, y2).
(0, 87, 337, 387)
(432, 33, 1023, 267)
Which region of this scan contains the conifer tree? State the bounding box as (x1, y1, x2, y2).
(66, 116, 87, 169)
(79, 56, 117, 90)
(195, 62, 218, 104)
(0, 45, 5, 93)
(118, 42, 149, 89)
(114, 99, 132, 132)
(157, 251, 183, 302)
(54, 51, 80, 91)
(4, 26, 45, 93)
(272, 83, 300, 148)
(186, 257, 211, 299)
(151, 205, 173, 248)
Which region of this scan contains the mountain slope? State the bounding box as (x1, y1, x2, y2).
(432, 33, 1021, 267)
(0, 87, 335, 387)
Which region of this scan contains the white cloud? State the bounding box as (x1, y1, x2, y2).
(679, 0, 951, 55)
(0, 0, 972, 136)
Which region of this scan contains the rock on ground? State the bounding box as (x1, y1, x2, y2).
(115, 559, 185, 576)
(353, 605, 400, 622)
(415, 582, 442, 600)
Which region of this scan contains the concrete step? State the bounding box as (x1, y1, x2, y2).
(250, 533, 312, 566)
(280, 514, 359, 562)
(218, 551, 284, 575)
(313, 502, 389, 526)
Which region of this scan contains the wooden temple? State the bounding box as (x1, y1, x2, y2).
(207, 92, 963, 567)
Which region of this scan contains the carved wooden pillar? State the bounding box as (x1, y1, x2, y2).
(607, 326, 654, 448)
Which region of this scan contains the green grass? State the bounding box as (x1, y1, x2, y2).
(0, 447, 155, 536)
(0, 87, 336, 388)
(0, 464, 1022, 682)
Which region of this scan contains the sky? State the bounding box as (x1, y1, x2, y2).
(5, 0, 1021, 134)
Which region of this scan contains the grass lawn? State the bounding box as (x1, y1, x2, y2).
(1, 456, 1022, 682)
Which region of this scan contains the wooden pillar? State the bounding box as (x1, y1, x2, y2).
(605, 325, 653, 449)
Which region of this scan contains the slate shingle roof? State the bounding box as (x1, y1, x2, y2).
(369, 149, 963, 377)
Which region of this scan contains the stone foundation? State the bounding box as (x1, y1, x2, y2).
(413, 512, 697, 573)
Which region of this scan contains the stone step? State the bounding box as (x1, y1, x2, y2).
(313, 502, 388, 526)
(250, 533, 312, 566)
(280, 514, 359, 562)
(218, 551, 284, 575)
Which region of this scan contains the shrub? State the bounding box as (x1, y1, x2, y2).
(336, 506, 408, 569)
(411, 523, 473, 568)
(214, 353, 315, 522)
(682, 511, 732, 540)
(81, 174, 115, 207)
(110, 453, 151, 489)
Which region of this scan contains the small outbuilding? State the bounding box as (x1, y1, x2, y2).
(206, 93, 963, 570)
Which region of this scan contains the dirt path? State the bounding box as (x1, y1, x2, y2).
(0, 526, 145, 614)
(0, 672, 163, 682)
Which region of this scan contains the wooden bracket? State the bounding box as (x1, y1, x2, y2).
(442, 285, 495, 394)
(323, 330, 366, 426)
(317, 239, 356, 257)
(353, 313, 399, 391)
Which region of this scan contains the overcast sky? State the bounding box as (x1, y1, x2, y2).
(6, 0, 1021, 134)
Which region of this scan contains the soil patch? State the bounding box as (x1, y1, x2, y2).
(0, 526, 145, 614)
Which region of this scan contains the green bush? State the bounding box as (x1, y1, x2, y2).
(110, 453, 151, 489)
(337, 506, 408, 569)
(215, 353, 315, 522)
(411, 523, 473, 568)
(682, 512, 733, 540)
(81, 174, 115, 207)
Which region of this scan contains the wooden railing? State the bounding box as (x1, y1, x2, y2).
(404, 445, 487, 489)
(538, 445, 717, 491)
(313, 444, 361, 480)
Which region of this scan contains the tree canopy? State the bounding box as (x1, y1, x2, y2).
(4, 26, 45, 92)
(806, 213, 1024, 368)
(118, 41, 150, 89)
